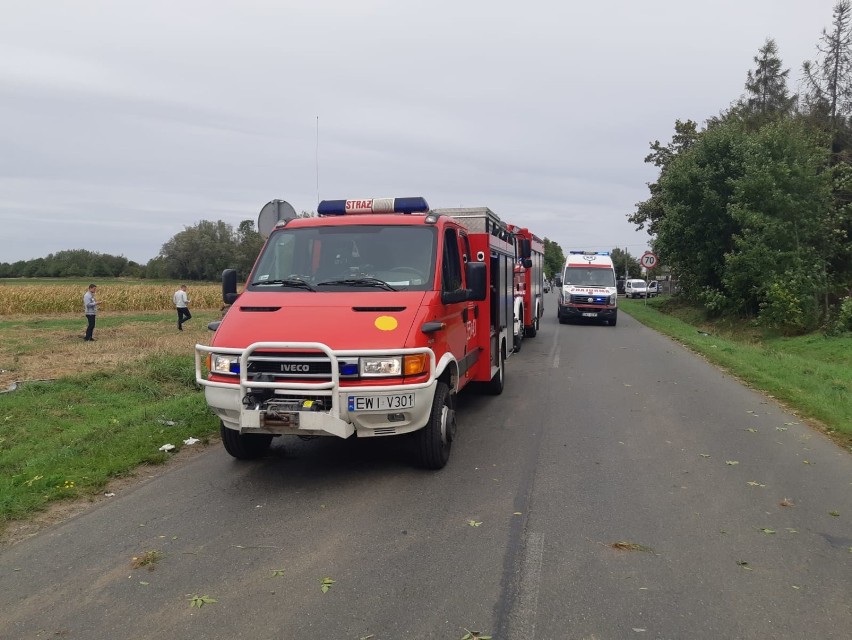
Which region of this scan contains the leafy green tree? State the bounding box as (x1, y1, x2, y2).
(724, 120, 832, 322)
(159, 220, 238, 281)
(654, 120, 746, 306)
(610, 248, 641, 280)
(543, 238, 565, 279)
(630, 119, 700, 236)
(143, 256, 168, 279)
(234, 220, 265, 279)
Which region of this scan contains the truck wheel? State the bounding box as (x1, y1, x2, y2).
(526, 311, 539, 338)
(513, 304, 523, 352)
(220, 422, 273, 460)
(485, 344, 505, 395)
(415, 381, 454, 469)
(609, 311, 618, 327)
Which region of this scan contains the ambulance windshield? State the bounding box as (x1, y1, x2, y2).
(563, 267, 616, 287)
(250, 225, 437, 292)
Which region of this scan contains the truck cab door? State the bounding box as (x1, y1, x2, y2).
(439, 228, 475, 381)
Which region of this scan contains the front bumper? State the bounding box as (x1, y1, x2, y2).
(195, 342, 437, 439)
(557, 302, 617, 320)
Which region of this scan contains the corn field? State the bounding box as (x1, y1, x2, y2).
(1, 283, 227, 315)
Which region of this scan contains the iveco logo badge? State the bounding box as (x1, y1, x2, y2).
(280, 364, 310, 372)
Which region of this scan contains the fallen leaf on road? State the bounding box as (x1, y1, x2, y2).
(726, 460, 739, 466)
(189, 595, 217, 608)
(779, 498, 794, 507)
(758, 528, 776, 535)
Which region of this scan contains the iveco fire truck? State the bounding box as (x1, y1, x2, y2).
(556, 251, 618, 326)
(195, 198, 525, 469)
(506, 225, 545, 352)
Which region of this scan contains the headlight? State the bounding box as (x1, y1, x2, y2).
(609, 293, 618, 305)
(209, 353, 240, 374)
(360, 356, 402, 377)
(359, 354, 429, 377)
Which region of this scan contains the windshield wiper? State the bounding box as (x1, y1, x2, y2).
(316, 277, 398, 292)
(250, 278, 316, 291)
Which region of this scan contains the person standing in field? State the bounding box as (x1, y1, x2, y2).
(83, 283, 100, 341)
(173, 284, 191, 331)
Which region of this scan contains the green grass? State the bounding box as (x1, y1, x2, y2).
(0, 354, 219, 528)
(621, 298, 852, 438)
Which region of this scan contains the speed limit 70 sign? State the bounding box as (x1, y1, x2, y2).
(641, 252, 658, 269)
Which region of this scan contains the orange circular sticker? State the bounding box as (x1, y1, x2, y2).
(375, 316, 398, 331)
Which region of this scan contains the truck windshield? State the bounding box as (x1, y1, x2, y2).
(249, 225, 437, 292)
(563, 267, 616, 287)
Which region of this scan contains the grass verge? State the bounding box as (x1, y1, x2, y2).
(0, 312, 221, 534)
(621, 298, 852, 444)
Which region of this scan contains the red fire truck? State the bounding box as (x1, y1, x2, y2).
(506, 225, 545, 352)
(195, 197, 526, 469)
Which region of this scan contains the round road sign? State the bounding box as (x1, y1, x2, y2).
(641, 251, 658, 269)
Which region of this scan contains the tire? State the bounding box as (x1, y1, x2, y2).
(526, 307, 539, 338)
(558, 316, 568, 324)
(415, 381, 454, 469)
(220, 421, 273, 460)
(514, 306, 523, 352)
(609, 311, 618, 327)
(485, 343, 505, 395)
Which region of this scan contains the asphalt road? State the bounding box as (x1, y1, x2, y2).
(2, 297, 851, 640)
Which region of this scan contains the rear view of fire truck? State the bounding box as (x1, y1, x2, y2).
(507, 225, 545, 352)
(196, 198, 517, 470)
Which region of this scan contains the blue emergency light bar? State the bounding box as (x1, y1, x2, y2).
(570, 251, 610, 256)
(317, 197, 430, 216)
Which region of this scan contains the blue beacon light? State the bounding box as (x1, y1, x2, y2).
(318, 197, 430, 216)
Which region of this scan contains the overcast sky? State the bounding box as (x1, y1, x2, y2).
(0, 0, 840, 265)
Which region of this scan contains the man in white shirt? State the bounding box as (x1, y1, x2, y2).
(83, 283, 99, 341)
(173, 284, 191, 331)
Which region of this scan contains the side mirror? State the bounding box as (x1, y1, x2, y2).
(441, 289, 470, 305)
(207, 321, 221, 331)
(222, 269, 239, 304)
(523, 258, 533, 269)
(519, 238, 531, 259)
(465, 262, 487, 301)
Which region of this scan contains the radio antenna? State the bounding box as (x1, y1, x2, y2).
(315, 116, 320, 206)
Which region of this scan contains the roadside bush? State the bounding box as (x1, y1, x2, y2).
(697, 286, 727, 315)
(835, 296, 852, 333)
(758, 274, 819, 335)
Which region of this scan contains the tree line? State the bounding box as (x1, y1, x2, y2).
(0, 219, 266, 282)
(631, 1, 852, 334)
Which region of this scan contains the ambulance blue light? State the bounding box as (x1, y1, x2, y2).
(570, 250, 610, 256)
(317, 197, 430, 216)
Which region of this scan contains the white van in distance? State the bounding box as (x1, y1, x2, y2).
(625, 279, 658, 299)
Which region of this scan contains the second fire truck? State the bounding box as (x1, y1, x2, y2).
(506, 225, 545, 352)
